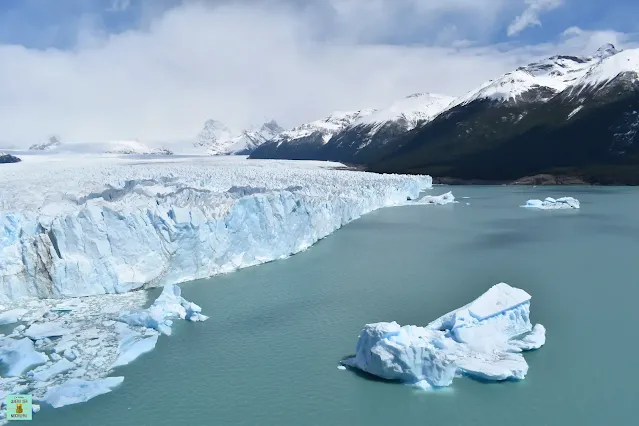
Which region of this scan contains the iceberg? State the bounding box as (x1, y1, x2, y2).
(110, 323, 158, 368)
(0, 337, 48, 377)
(343, 283, 545, 389)
(118, 284, 208, 335)
(522, 197, 580, 209)
(29, 358, 76, 382)
(23, 322, 73, 340)
(0, 155, 431, 302)
(43, 377, 124, 408)
(0, 308, 28, 325)
(413, 191, 456, 205)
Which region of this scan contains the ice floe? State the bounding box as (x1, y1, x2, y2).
(0, 284, 206, 422)
(413, 191, 456, 205)
(44, 377, 125, 408)
(342, 283, 545, 390)
(522, 197, 580, 209)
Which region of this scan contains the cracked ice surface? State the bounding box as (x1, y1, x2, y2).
(343, 283, 546, 390)
(0, 284, 206, 422)
(0, 155, 431, 302)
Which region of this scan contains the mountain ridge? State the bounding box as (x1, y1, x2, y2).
(251, 44, 639, 185)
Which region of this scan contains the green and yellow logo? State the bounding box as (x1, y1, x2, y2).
(5, 395, 32, 421)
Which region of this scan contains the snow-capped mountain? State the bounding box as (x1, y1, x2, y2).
(195, 119, 283, 155)
(252, 44, 639, 183)
(450, 44, 623, 108)
(29, 136, 62, 151)
(370, 44, 639, 184)
(250, 109, 379, 160)
(250, 95, 454, 163)
(322, 93, 455, 163)
(352, 93, 454, 130)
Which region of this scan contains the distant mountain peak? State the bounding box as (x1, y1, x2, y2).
(595, 43, 620, 56)
(195, 118, 284, 155)
(29, 135, 62, 151)
(406, 92, 425, 98)
(259, 119, 284, 134)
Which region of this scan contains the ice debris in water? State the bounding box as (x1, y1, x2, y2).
(522, 197, 580, 209)
(44, 377, 125, 408)
(0, 284, 206, 421)
(342, 283, 545, 390)
(0, 338, 48, 377)
(118, 284, 208, 335)
(413, 191, 456, 205)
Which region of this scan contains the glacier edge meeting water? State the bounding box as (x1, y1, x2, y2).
(0, 156, 432, 302)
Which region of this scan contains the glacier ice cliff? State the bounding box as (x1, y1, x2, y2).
(342, 283, 545, 390)
(0, 155, 431, 302)
(522, 197, 580, 209)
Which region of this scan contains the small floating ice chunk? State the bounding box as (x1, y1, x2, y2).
(24, 322, 73, 340)
(43, 377, 125, 408)
(414, 191, 456, 205)
(111, 323, 159, 368)
(522, 197, 580, 210)
(0, 308, 29, 325)
(0, 337, 48, 376)
(337, 365, 346, 370)
(30, 358, 76, 381)
(117, 284, 208, 335)
(344, 283, 545, 389)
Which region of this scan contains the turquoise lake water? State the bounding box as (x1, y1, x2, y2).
(35, 186, 639, 425)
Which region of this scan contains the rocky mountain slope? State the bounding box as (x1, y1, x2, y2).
(29, 136, 62, 151)
(369, 44, 639, 184)
(195, 119, 283, 155)
(252, 44, 639, 184)
(249, 110, 375, 160)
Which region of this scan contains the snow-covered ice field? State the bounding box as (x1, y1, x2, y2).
(0, 153, 434, 420)
(0, 154, 432, 302)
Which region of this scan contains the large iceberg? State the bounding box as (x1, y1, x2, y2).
(522, 197, 580, 209)
(0, 155, 431, 302)
(343, 283, 545, 389)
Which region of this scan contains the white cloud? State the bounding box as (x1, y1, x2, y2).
(0, 1, 633, 146)
(507, 0, 562, 37)
(107, 0, 131, 12)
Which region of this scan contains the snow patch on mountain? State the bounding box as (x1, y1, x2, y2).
(451, 44, 630, 107)
(274, 110, 375, 146)
(195, 119, 283, 155)
(353, 93, 454, 128)
(576, 48, 639, 89)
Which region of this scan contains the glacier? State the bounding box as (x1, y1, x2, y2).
(342, 283, 546, 390)
(522, 197, 580, 210)
(0, 155, 431, 302)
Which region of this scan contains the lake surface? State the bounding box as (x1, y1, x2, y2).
(36, 186, 639, 425)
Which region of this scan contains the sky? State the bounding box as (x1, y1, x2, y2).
(0, 0, 638, 146)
